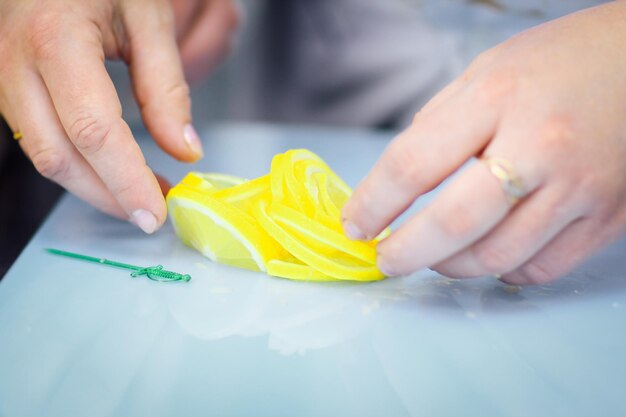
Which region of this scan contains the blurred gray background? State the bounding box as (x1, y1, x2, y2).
(111, 0, 605, 130)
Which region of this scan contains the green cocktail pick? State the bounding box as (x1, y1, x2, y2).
(45, 248, 191, 282)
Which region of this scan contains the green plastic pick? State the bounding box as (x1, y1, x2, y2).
(45, 248, 191, 282)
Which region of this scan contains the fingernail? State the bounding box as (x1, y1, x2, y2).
(342, 220, 366, 240)
(377, 258, 396, 277)
(183, 124, 203, 158)
(130, 209, 158, 234)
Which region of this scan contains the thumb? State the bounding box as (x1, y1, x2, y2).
(122, 0, 203, 163)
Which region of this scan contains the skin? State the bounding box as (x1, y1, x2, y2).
(171, 0, 239, 84)
(342, 2, 626, 285)
(0, 0, 238, 233)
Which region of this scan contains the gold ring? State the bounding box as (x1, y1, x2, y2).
(13, 131, 23, 141)
(481, 156, 527, 206)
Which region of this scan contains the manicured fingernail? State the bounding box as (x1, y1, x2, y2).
(342, 220, 366, 240)
(184, 124, 203, 158)
(130, 209, 158, 234)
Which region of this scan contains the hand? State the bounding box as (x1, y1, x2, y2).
(342, 2, 626, 285)
(0, 0, 203, 233)
(171, 0, 239, 84)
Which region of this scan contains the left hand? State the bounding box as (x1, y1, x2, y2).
(170, 0, 239, 84)
(341, 2, 626, 285)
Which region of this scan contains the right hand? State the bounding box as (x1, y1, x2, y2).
(0, 0, 223, 233)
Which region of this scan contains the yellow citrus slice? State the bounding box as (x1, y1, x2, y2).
(168, 149, 387, 282)
(308, 171, 343, 230)
(267, 258, 335, 282)
(167, 185, 281, 272)
(268, 202, 377, 264)
(255, 200, 384, 281)
(212, 174, 271, 215)
(270, 153, 287, 202)
(297, 160, 351, 208)
(180, 172, 246, 193)
(281, 150, 324, 216)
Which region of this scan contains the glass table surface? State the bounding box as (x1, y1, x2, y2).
(1, 123, 625, 417)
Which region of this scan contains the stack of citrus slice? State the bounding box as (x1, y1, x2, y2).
(166, 149, 386, 282)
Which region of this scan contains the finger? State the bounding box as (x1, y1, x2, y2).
(341, 87, 499, 241)
(420, 46, 499, 116)
(376, 159, 543, 276)
(178, 0, 240, 83)
(10, 70, 125, 218)
(34, 21, 166, 233)
(171, 1, 203, 41)
(417, 75, 467, 116)
(432, 183, 582, 278)
(0, 100, 17, 135)
(122, 0, 203, 162)
(500, 218, 608, 285)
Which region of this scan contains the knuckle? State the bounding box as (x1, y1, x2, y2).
(473, 244, 515, 273)
(538, 191, 567, 218)
(468, 47, 499, 72)
(165, 81, 190, 104)
(574, 179, 617, 217)
(108, 164, 151, 200)
(475, 68, 517, 106)
(130, 4, 175, 38)
(110, 178, 137, 201)
(153, 6, 175, 33)
(28, 9, 66, 60)
(433, 204, 477, 239)
(463, 54, 488, 82)
(68, 111, 113, 154)
(139, 82, 190, 115)
(31, 147, 71, 181)
(536, 115, 576, 154)
(383, 140, 428, 192)
(411, 111, 421, 125)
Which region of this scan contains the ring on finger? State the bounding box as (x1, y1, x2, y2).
(480, 156, 527, 206)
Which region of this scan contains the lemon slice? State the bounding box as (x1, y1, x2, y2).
(308, 171, 343, 230)
(212, 174, 271, 215)
(255, 200, 384, 281)
(281, 150, 324, 216)
(267, 258, 335, 282)
(181, 172, 246, 193)
(297, 160, 350, 206)
(167, 185, 281, 272)
(268, 202, 377, 264)
(168, 149, 387, 282)
(270, 153, 287, 202)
